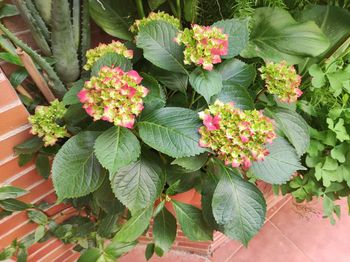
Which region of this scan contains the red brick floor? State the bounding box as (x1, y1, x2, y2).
(120, 198, 350, 262)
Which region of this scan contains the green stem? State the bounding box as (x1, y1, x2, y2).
(0, 23, 67, 98)
(135, 0, 145, 18)
(176, 0, 181, 20)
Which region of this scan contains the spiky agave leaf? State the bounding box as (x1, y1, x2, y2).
(51, 0, 80, 83)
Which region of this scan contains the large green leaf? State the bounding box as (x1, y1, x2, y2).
(151, 66, 188, 93)
(138, 107, 206, 158)
(241, 8, 330, 64)
(110, 154, 164, 213)
(52, 131, 106, 200)
(216, 59, 256, 88)
(251, 137, 306, 184)
(214, 83, 254, 110)
(91, 53, 132, 76)
(104, 240, 137, 260)
(0, 4, 19, 19)
(62, 80, 84, 105)
(88, 0, 135, 41)
(136, 21, 187, 74)
(297, 5, 350, 59)
(10, 68, 28, 88)
(0, 186, 27, 200)
(153, 207, 177, 253)
(272, 108, 310, 156)
(212, 19, 249, 59)
(0, 199, 32, 211)
(212, 168, 266, 246)
(94, 126, 140, 174)
(171, 154, 208, 172)
(141, 73, 166, 116)
(114, 206, 153, 242)
(172, 200, 213, 241)
(189, 68, 223, 103)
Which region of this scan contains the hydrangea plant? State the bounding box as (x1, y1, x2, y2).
(14, 6, 332, 262)
(28, 100, 69, 146)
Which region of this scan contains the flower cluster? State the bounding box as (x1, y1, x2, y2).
(84, 41, 133, 70)
(78, 66, 148, 129)
(260, 61, 302, 103)
(174, 25, 228, 71)
(198, 101, 276, 170)
(29, 100, 69, 147)
(130, 11, 181, 33)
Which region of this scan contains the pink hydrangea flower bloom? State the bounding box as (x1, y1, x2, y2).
(78, 66, 148, 129)
(198, 100, 276, 170)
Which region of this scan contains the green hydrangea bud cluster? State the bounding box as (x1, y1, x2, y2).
(198, 101, 276, 170)
(84, 41, 133, 71)
(174, 24, 228, 71)
(130, 11, 181, 33)
(29, 100, 69, 147)
(260, 61, 302, 103)
(78, 66, 149, 129)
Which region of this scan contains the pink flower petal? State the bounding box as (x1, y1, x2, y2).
(127, 70, 143, 84)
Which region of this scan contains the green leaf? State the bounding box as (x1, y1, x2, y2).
(327, 118, 350, 142)
(0, 199, 32, 211)
(251, 137, 306, 184)
(166, 168, 201, 194)
(212, 19, 249, 59)
(0, 245, 16, 260)
(148, 0, 166, 10)
(88, 0, 134, 41)
(241, 8, 330, 64)
(172, 200, 212, 241)
(0, 186, 27, 200)
(153, 207, 177, 253)
(309, 64, 326, 88)
(141, 73, 166, 116)
(93, 179, 124, 214)
(27, 209, 48, 225)
(297, 5, 350, 60)
(215, 58, 256, 109)
(77, 248, 101, 262)
(215, 83, 254, 110)
(0, 52, 22, 65)
(136, 21, 187, 74)
(189, 68, 223, 103)
(184, 0, 199, 23)
(145, 243, 155, 260)
(104, 240, 138, 260)
(62, 80, 84, 105)
(35, 154, 51, 179)
(110, 154, 164, 213)
(139, 107, 206, 158)
(14, 137, 44, 155)
(18, 153, 34, 167)
(0, 4, 19, 19)
(34, 225, 46, 242)
(94, 126, 140, 174)
(91, 53, 132, 76)
(97, 214, 119, 237)
(273, 108, 310, 156)
(171, 154, 208, 172)
(216, 59, 256, 88)
(151, 66, 188, 93)
(114, 205, 153, 242)
(52, 131, 106, 200)
(212, 168, 266, 246)
(10, 68, 28, 88)
(17, 246, 27, 262)
(331, 143, 348, 163)
(201, 172, 219, 230)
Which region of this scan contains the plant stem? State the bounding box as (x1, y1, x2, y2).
(135, 0, 145, 18)
(254, 88, 266, 102)
(176, 0, 181, 20)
